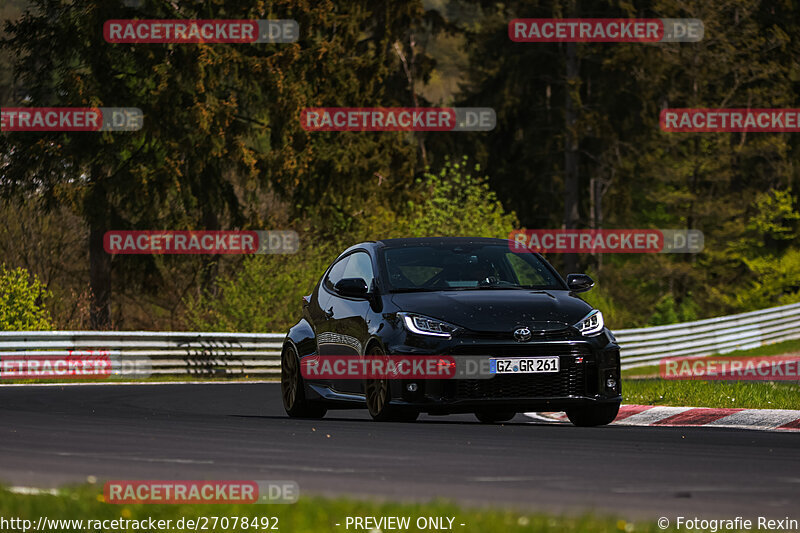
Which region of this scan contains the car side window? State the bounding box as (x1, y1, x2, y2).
(323, 255, 350, 292)
(342, 252, 375, 291)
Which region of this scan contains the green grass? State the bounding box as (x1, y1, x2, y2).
(623, 378, 800, 410)
(0, 484, 682, 533)
(723, 338, 800, 358)
(619, 338, 800, 410)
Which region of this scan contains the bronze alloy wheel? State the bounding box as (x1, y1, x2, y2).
(281, 346, 299, 410)
(365, 374, 389, 416)
(281, 345, 326, 419)
(364, 345, 418, 422)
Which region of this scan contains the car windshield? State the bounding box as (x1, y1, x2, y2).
(382, 243, 564, 291)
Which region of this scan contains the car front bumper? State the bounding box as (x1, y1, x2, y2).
(384, 329, 621, 414)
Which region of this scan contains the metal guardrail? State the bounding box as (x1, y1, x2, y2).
(1, 302, 798, 376)
(0, 331, 285, 377)
(615, 302, 800, 369)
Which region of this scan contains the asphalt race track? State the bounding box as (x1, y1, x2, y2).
(1, 383, 798, 518)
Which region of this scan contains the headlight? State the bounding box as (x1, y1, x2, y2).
(399, 313, 458, 338)
(574, 310, 604, 336)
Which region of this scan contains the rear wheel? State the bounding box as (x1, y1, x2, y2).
(566, 402, 620, 427)
(474, 410, 516, 424)
(281, 345, 327, 419)
(364, 346, 418, 422)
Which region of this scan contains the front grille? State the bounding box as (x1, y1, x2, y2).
(464, 329, 579, 341)
(454, 362, 583, 399)
(440, 342, 596, 400)
(449, 343, 592, 357)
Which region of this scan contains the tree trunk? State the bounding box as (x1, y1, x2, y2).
(563, 34, 580, 274)
(88, 180, 112, 329)
(201, 200, 220, 295)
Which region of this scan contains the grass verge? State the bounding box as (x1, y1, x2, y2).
(0, 484, 679, 533)
(623, 378, 800, 410)
(620, 338, 800, 410)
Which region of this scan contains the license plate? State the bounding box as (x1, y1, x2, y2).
(490, 357, 560, 374)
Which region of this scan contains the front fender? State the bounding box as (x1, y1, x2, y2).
(285, 318, 317, 359)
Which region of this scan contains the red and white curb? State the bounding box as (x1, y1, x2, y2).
(525, 405, 800, 432)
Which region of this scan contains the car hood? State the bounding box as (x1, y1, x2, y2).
(390, 289, 594, 333)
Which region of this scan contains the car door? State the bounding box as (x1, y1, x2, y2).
(318, 251, 376, 393)
(307, 255, 347, 389)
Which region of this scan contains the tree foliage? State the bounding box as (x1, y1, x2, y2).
(185, 156, 517, 332)
(2, 0, 800, 330)
(0, 264, 52, 330)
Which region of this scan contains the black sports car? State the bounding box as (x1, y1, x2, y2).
(281, 237, 621, 426)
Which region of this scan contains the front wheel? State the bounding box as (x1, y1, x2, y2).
(566, 402, 620, 427)
(281, 345, 327, 419)
(364, 346, 419, 422)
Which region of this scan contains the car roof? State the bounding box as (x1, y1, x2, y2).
(337, 237, 519, 259)
(374, 236, 511, 248)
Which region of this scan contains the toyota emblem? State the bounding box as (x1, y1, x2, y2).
(514, 327, 532, 342)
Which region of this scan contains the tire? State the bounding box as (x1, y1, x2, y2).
(364, 346, 419, 422)
(474, 410, 516, 424)
(566, 402, 620, 427)
(281, 345, 327, 419)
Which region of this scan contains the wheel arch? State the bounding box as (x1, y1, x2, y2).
(364, 336, 387, 355)
(284, 318, 317, 359)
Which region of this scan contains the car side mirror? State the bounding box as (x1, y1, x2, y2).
(334, 277, 369, 298)
(566, 273, 594, 293)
